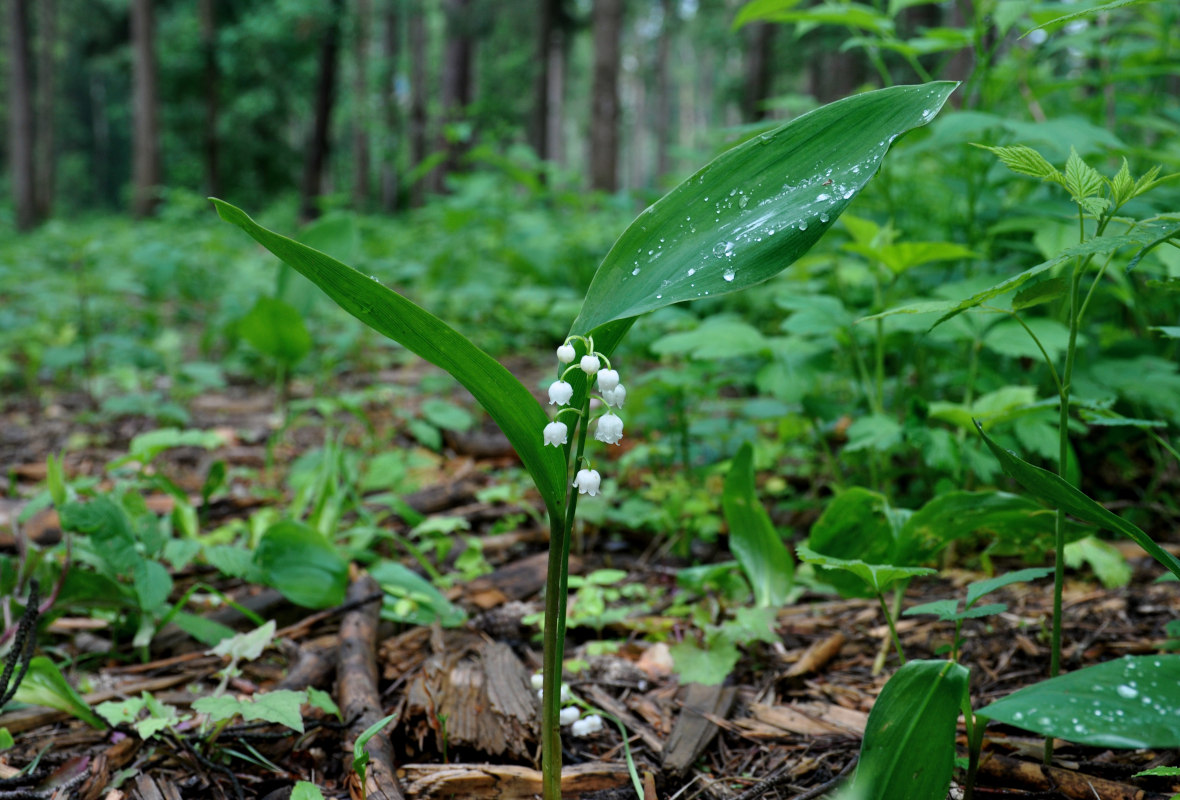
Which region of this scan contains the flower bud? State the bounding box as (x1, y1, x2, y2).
(573, 468, 601, 496)
(548, 380, 574, 406)
(559, 707, 581, 726)
(543, 421, 568, 447)
(556, 343, 576, 363)
(595, 412, 623, 445)
(579, 355, 600, 376)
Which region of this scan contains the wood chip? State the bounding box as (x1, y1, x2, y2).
(397, 762, 631, 799)
(784, 632, 846, 677)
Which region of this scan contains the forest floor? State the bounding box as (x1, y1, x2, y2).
(1, 366, 1179, 800)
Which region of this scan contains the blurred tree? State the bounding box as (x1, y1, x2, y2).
(352, 0, 372, 210)
(131, 0, 161, 218)
(741, 20, 774, 121)
(653, 0, 675, 181)
(34, 0, 58, 220)
(7, 0, 38, 230)
(589, 0, 622, 192)
(198, 0, 221, 196)
(408, 0, 427, 207)
(531, 0, 573, 166)
(378, 0, 400, 211)
(429, 0, 477, 194)
(300, 0, 345, 221)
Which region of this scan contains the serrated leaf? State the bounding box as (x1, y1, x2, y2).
(1063, 147, 1105, 204)
(975, 422, 1180, 581)
(669, 637, 741, 685)
(964, 567, 1053, 608)
(975, 144, 1061, 183)
(979, 655, 1180, 748)
(571, 83, 957, 336)
(1110, 159, 1134, 206)
(1079, 196, 1110, 218)
(1012, 277, 1066, 310)
(1064, 535, 1132, 589)
(306, 687, 340, 719)
(210, 620, 277, 662)
(1130, 164, 1164, 200)
(903, 598, 960, 620)
(1025, 0, 1154, 34)
(193, 689, 306, 733)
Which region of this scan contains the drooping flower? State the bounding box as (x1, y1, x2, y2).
(595, 412, 624, 445)
(559, 707, 581, 725)
(548, 380, 574, 406)
(597, 369, 619, 393)
(602, 383, 626, 408)
(573, 468, 601, 496)
(571, 714, 604, 737)
(556, 343, 576, 364)
(543, 421, 568, 447)
(579, 354, 601, 376)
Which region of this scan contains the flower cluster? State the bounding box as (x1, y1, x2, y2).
(543, 335, 629, 497)
(530, 673, 604, 737)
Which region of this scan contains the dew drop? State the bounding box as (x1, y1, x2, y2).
(820, 213, 829, 223)
(798, 221, 808, 231)
(723, 269, 735, 282)
(739, 194, 749, 208)
(632, 267, 640, 276)
(687, 268, 696, 276)
(816, 193, 830, 202)
(713, 241, 733, 256)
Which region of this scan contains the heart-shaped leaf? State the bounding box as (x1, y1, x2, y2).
(572, 82, 957, 336)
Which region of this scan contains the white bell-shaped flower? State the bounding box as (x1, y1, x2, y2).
(597, 369, 619, 393)
(548, 380, 574, 406)
(571, 714, 604, 737)
(573, 468, 601, 496)
(543, 421, 568, 447)
(579, 355, 600, 376)
(556, 343, 576, 364)
(559, 706, 581, 726)
(595, 412, 624, 445)
(602, 383, 626, 408)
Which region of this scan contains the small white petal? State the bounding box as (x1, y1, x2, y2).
(556, 344, 576, 363)
(597, 369, 619, 393)
(530, 673, 545, 690)
(543, 421, 568, 447)
(570, 714, 604, 737)
(580, 355, 600, 376)
(595, 413, 624, 445)
(603, 384, 626, 408)
(560, 683, 573, 703)
(548, 380, 574, 406)
(573, 468, 601, 496)
(559, 707, 581, 726)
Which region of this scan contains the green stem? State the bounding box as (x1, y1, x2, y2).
(540, 393, 592, 800)
(877, 590, 906, 666)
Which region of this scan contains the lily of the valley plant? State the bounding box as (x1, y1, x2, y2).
(213, 82, 955, 800)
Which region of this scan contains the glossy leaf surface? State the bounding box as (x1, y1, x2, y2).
(722, 442, 794, 607)
(211, 200, 566, 521)
(571, 82, 957, 335)
(979, 655, 1180, 748)
(851, 659, 969, 800)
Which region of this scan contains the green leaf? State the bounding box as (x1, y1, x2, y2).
(10, 657, 105, 729)
(211, 199, 566, 524)
(307, 687, 340, 719)
(844, 414, 903, 453)
(1012, 277, 1067, 310)
(420, 399, 474, 432)
(896, 491, 1056, 564)
(193, 690, 307, 733)
(975, 422, 1180, 581)
(0, 728, 13, 750)
(239, 296, 312, 366)
(1026, 0, 1154, 34)
(571, 83, 957, 335)
(352, 712, 398, 784)
(210, 620, 277, 663)
(1064, 535, 1132, 589)
(291, 782, 327, 800)
(369, 560, 467, 628)
(1110, 159, 1135, 207)
(109, 428, 223, 469)
(669, 636, 741, 685)
(650, 317, 768, 360)
(851, 660, 970, 800)
(733, 0, 806, 28)
(133, 558, 173, 612)
(872, 241, 978, 275)
(1063, 147, 1105, 204)
(769, 2, 894, 32)
(46, 452, 67, 507)
(796, 544, 935, 595)
(974, 144, 1062, 183)
(722, 442, 794, 607)
(254, 521, 348, 609)
(979, 655, 1180, 748)
(964, 567, 1053, 608)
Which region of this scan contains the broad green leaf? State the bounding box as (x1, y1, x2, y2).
(133, 558, 173, 612)
(796, 544, 935, 595)
(239, 295, 312, 366)
(851, 660, 969, 800)
(254, 521, 348, 609)
(979, 655, 1180, 748)
(193, 689, 306, 733)
(352, 712, 399, 783)
(733, 0, 806, 28)
(650, 317, 768, 360)
(369, 559, 467, 628)
(211, 200, 566, 523)
(844, 414, 903, 453)
(1026, 0, 1154, 34)
(0, 728, 13, 750)
(307, 687, 340, 719)
(291, 782, 327, 800)
(846, 241, 976, 275)
(896, 491, 1056, 564)
(976, 422, 1180, 581)
(1012, 277, 1067, 310)
(571, 83, 957, 335)
(722, 442, 794, 607)
(762, 2, 892, 32)
(669, 637, 741, 685)
(903, 599, 960, 620)
(1150, 326, 1180, 339)
(59, 497, 138, 574)
(420, 399, 474, 431)
(1064, 535, 1132, 589)
(109, 428, 223, 468)
(10, 657, 105, 729)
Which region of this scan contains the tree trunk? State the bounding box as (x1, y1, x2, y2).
(531, 0, 569, 164)
(300, 0, 345, 222)
(352, 0, 372, 210)
(808, 33, 866, 103)
(131, 0, 161, 218)
(407, 1, 428, 207)
(741, 21, 774, 121)
(34, 0, 57, 220)
(589, 0, 622, 192)
(429, 0, 476, 194)
(8, 0, 38, 230)
(653, 0, 674, 181)
(198, 0, 221, 197)
(378, 0, 400, 211)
